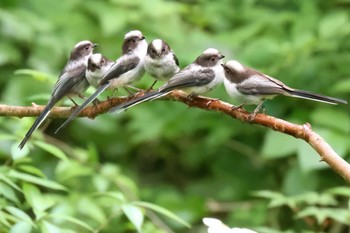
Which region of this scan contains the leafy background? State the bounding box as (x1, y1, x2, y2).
(0, 0, 350, 232)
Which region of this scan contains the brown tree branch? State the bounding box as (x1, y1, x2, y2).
(1, 90, 350, 182)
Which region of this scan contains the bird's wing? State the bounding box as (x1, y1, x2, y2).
(236, 67, 286, 95)
(99, 55, 140, 84)
(52, 65, 87, 100)
(172, 51, 180, 66)
(160, 66, 215, 92)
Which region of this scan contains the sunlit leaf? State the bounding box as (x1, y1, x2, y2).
(122, 203, 144, 232)
(17, 165, 45, 178)
(78, 198, 106, 224)
(326, 186, 350, 197)
(8, 170, 66, 191)
(14, 69, 55, 82)
(33, 141, 69, 162)
(94, 191, 126, 203)
(22, 183, 55, 219)
(133, 201, 191, 228)
(49, 215, 94, 232)
(0, 182, 20, 204)
(40, 221, 60, 233)
(0, 173, 21, 192)
(5, 206, 34, 226)
(10, 221, 32, 233)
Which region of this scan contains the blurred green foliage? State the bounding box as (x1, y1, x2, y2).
(0, 0, 350, 232)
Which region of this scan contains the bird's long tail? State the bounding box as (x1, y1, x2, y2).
(55, 82, 110, 133)
(18, 101, 55, 149)
(109, 91, 169, 113)
(286, 89, 347, 105)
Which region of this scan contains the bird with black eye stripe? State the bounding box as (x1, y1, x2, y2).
(144, 39, 180, 89)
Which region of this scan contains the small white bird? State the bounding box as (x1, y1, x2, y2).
(144, 39, 180, 89)
(86, 53, 114, 88)
(203, 218, 257, 233)
(222, 60, 347, 117)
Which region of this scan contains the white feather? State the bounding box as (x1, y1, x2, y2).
(225, 60, 246, 73)
(152, 39, 163, 53)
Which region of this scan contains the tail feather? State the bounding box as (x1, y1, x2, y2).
(109, 91, 169, 113)
(287, 89, 347, 105)
(55, 82, 110, 134)
(18, 102, 55, 149)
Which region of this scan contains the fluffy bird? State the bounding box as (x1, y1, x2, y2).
(19, 40, 97, 149)
(55, 30, 147, 132)
(110, 48, 225, 113)
(222, 60, 347, 116)
(144, 39, 179, 89)
(86, 53, 115, 88)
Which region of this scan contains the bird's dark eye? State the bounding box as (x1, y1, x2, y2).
(85, 46, 90, 50)
(162, 48, 165, 52)
(211, 57, 216, 61)
(152, 49, 156, 53)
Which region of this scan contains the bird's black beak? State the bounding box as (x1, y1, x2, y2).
(140, 36, 146, 40)
(93, 43, 98, 48)
(221, 63, 226, 68)
(219, 54, 225, 59)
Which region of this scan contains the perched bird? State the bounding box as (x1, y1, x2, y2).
(55, 30, 147, 133)
(109, 48, 225, 113)
(18, 40, 97, 149)
(203, 218, 257, 233)
(86, 53, 115, 88)
(144, 39, 180, 89)
(222, 60, 348, 116)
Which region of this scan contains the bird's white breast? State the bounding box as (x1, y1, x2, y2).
(144, 53, 179, 80)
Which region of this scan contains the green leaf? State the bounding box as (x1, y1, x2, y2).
(10, 221, 32, 233)
(296, 207, 350, 225)
(326, 186, 350, 197)
(0, 173, 21, 192)
(17, 165, 45, 178)
(282, 166, 318, 195)
(333, 79, 350, 94)
(33, 141, 69, 162)
(133, 201, 191, 228)
(5, 206, 34, 226)
(40, 221, 60, 233)
(319, 12, 349, 39)
(22, 183, 55, 219)
(78, 198, 106, 224)
(296, 206, 324, 224)
(0, 210, 12, 228)
(310, 108, 350, 133)
(94, 191, 126, 203)
(14, 69, 55, 83)
(324, 208, 350, 224)
(8, 170, 66, 191)
(49, 215, 94, 232)
(122, 204, 144, 232)
(0, 182, 20, 204)
(261, 130, 298, 159)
